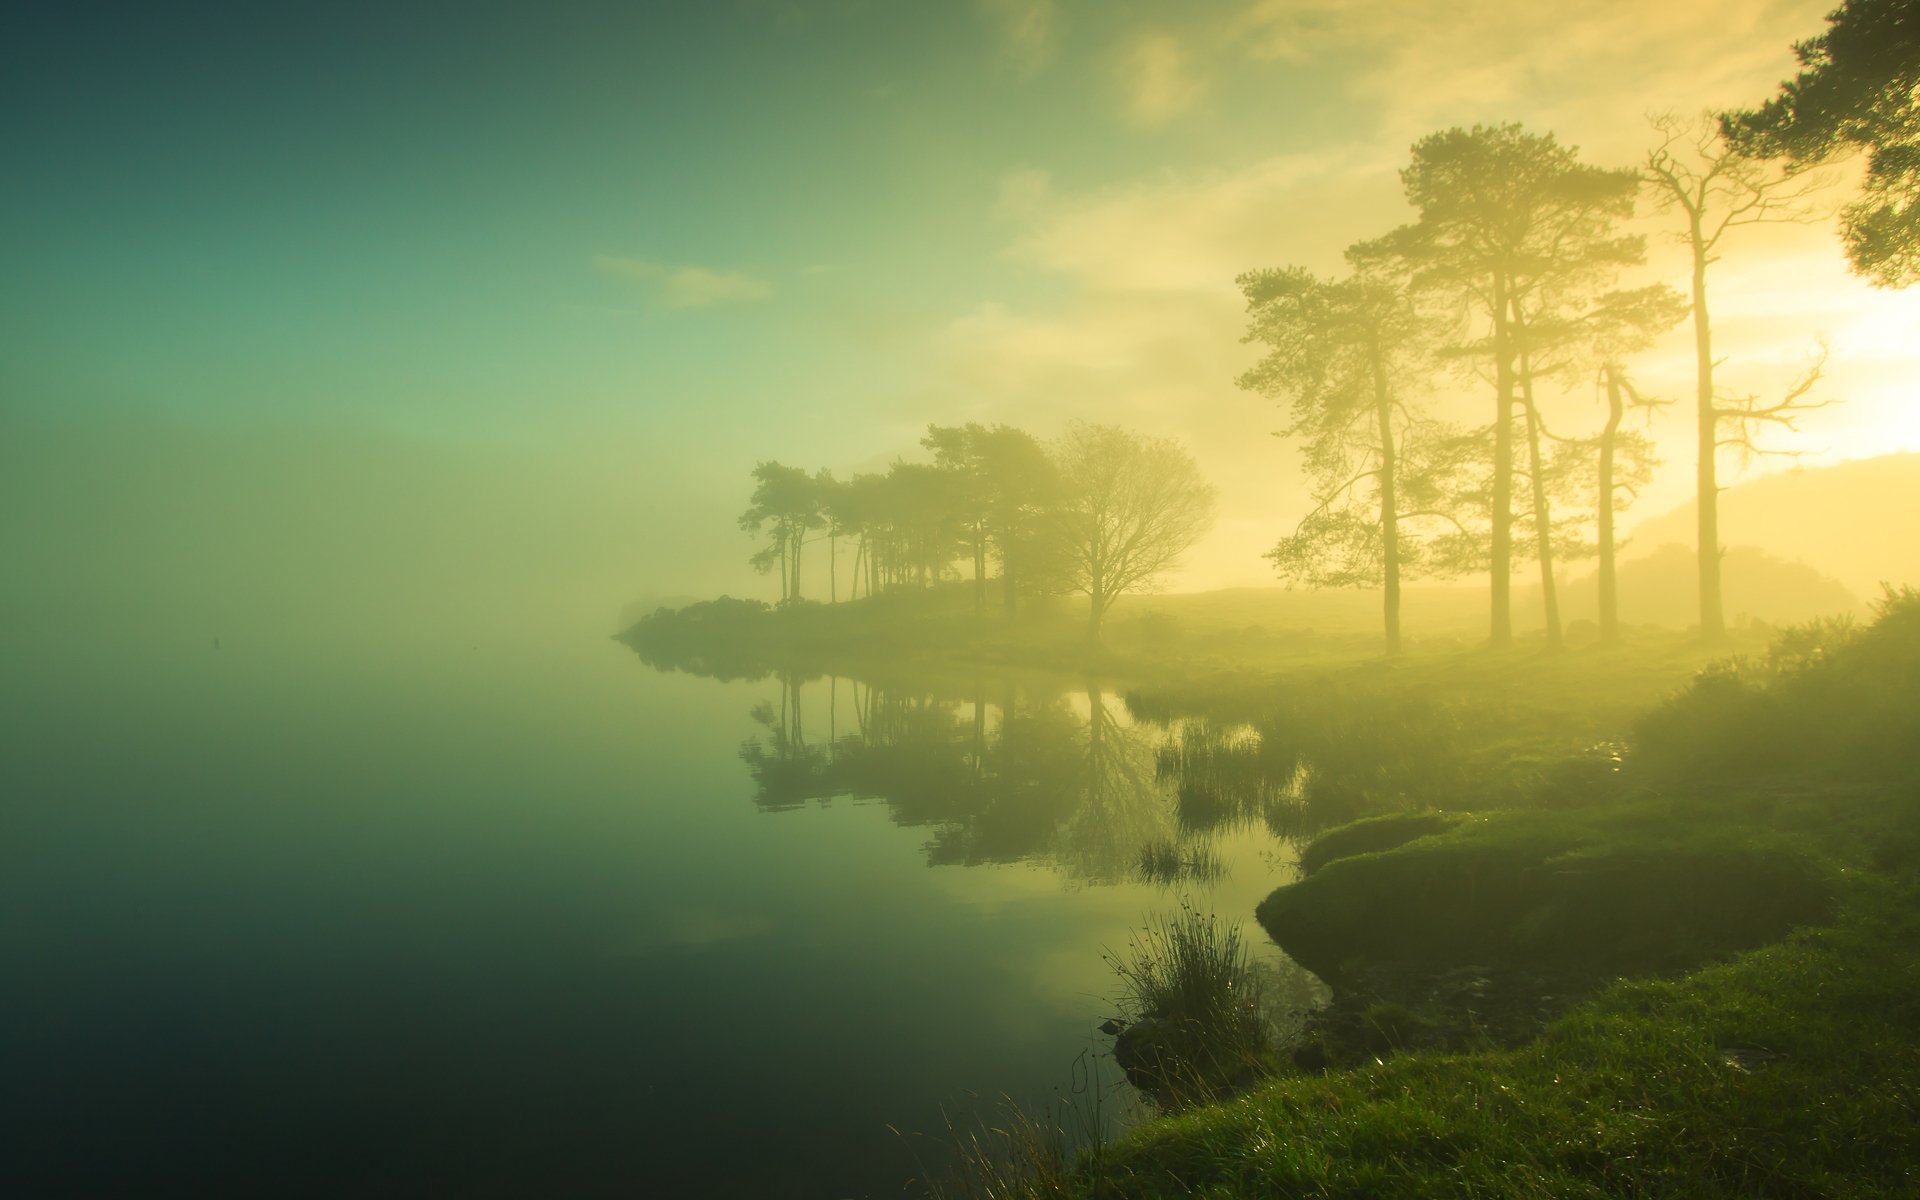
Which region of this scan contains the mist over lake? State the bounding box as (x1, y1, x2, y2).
(2, 608, 1320, 1197)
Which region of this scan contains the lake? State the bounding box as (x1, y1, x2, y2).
(1, 614, 1317, 1198)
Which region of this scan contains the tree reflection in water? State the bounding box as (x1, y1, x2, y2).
(735, 672, 1299, 886)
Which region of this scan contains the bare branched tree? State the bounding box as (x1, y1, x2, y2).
(1642, 111, 1831, 642)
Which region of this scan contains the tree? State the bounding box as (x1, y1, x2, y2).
(814, 470, 850, 603)
(1502, 278, 1681, 647)
(1049, 423, 1216, 638)
(923, 423, 994, 612)
(1236, 253, 1454, 656)
(1378, 124, 1641, 647)
(923, 422, 1066, 616)
(1581, 286, 1685, 642)
(738, 461, 822, 604)
(1723, 0, 1920, 286)
(1643, 113, 1827, 642)
(878, 461, 964, 589)
(975, 425, 1062, 616)
(835, 472, 889, 600)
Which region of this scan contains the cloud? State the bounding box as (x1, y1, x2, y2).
(1117, 32, 1205, 127)
(1000, 148, 1401, 292)
(976, 0, 1060, 77)
(1233, 0, 1829, 153)
(593, 256, 773, 309)
(992, 167, 1053, 223)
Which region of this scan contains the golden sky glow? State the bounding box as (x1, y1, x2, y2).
(4, 0, 1913, 617)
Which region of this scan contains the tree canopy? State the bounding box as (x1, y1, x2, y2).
(1724, 0, 1920, 285)
(1049, 422, 1216, 638)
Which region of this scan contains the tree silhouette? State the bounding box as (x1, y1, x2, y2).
(1580, 286, 1685, 641)
(1376, 124, 1641, 647)
(1236, 252, 1459, 656)
(1643, 113, 1828, 642)
(922, 422, 1063, 616)
(1501, 274, 1669, 648)
(977, 425, 1062, 616)
(923, 423, 995, 611)
(1723, 0, 1920, 286)
(739, 462, 823, 605)
(1050, 423, 1216, 639)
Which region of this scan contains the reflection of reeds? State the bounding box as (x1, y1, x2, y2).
(1136, 838, 1225, 887)
(1154, 721, 1305, 840)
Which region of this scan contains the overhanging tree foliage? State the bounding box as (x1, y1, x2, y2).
(1723, 0, 1920, 286)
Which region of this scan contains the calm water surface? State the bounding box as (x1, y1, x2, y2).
(2, 614, 1313, 1198)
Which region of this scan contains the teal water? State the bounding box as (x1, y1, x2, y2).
(1, 613, 1312, 1198)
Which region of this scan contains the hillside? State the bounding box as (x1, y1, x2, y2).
(1623, 452, 1920, 597)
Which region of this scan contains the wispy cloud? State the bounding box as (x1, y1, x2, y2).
(1000, 148, 1399, 292)
(593, 256, 774, 309)
(1117, 32, 1204, 128)
(1233, 0, 1826, 152)
(976, 0, 1060, 77)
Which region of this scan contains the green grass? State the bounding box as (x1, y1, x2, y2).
(1296, 810, 1461, 875)
(1069, 872, 1920, 1198)
(970, 593, 1920, 1197)
(1259, 799, 1837, 987)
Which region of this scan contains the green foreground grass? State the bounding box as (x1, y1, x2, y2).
(1079, 880, 1920, 1198)
(963, 594, 1920, 1198)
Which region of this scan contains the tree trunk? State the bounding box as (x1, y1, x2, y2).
(1522, 395, 1563, 649)
(1490, 272, 1515, 648)
(829, 534, 837, 604)
(1690, 227, 1726, 643)
(1370, 343, 1403, 658)
(1599, 364, 1624, 643)
(974, 527, 986, 615)
(1003, 540, 1018, 617)
(1513, 316, 1561, 651)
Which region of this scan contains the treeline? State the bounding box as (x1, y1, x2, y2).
(738, 421, 1216, 636)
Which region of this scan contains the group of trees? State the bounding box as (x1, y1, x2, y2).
(733, 1, 1913, 656)
(1247, 0, 1915, 657)
(1240, 121, 1705, 653)
(738, 420, 1216, 636)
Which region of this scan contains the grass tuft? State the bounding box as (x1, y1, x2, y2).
(1105, 905, 1274, 1107)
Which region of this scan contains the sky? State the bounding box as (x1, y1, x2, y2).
(4, 0, 1916, 631)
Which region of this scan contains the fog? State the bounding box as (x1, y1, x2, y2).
(8, 2, 1920, 1198)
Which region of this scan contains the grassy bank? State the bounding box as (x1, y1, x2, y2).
(941, 591, 1920, 1198)
(1073, 882, 1920, 1197)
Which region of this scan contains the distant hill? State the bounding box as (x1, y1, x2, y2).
(1541, 543, 1863, 631)
(1623, 453, 1920, 598)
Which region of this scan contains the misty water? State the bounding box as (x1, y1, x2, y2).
(2, 614, 1317, 1199)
